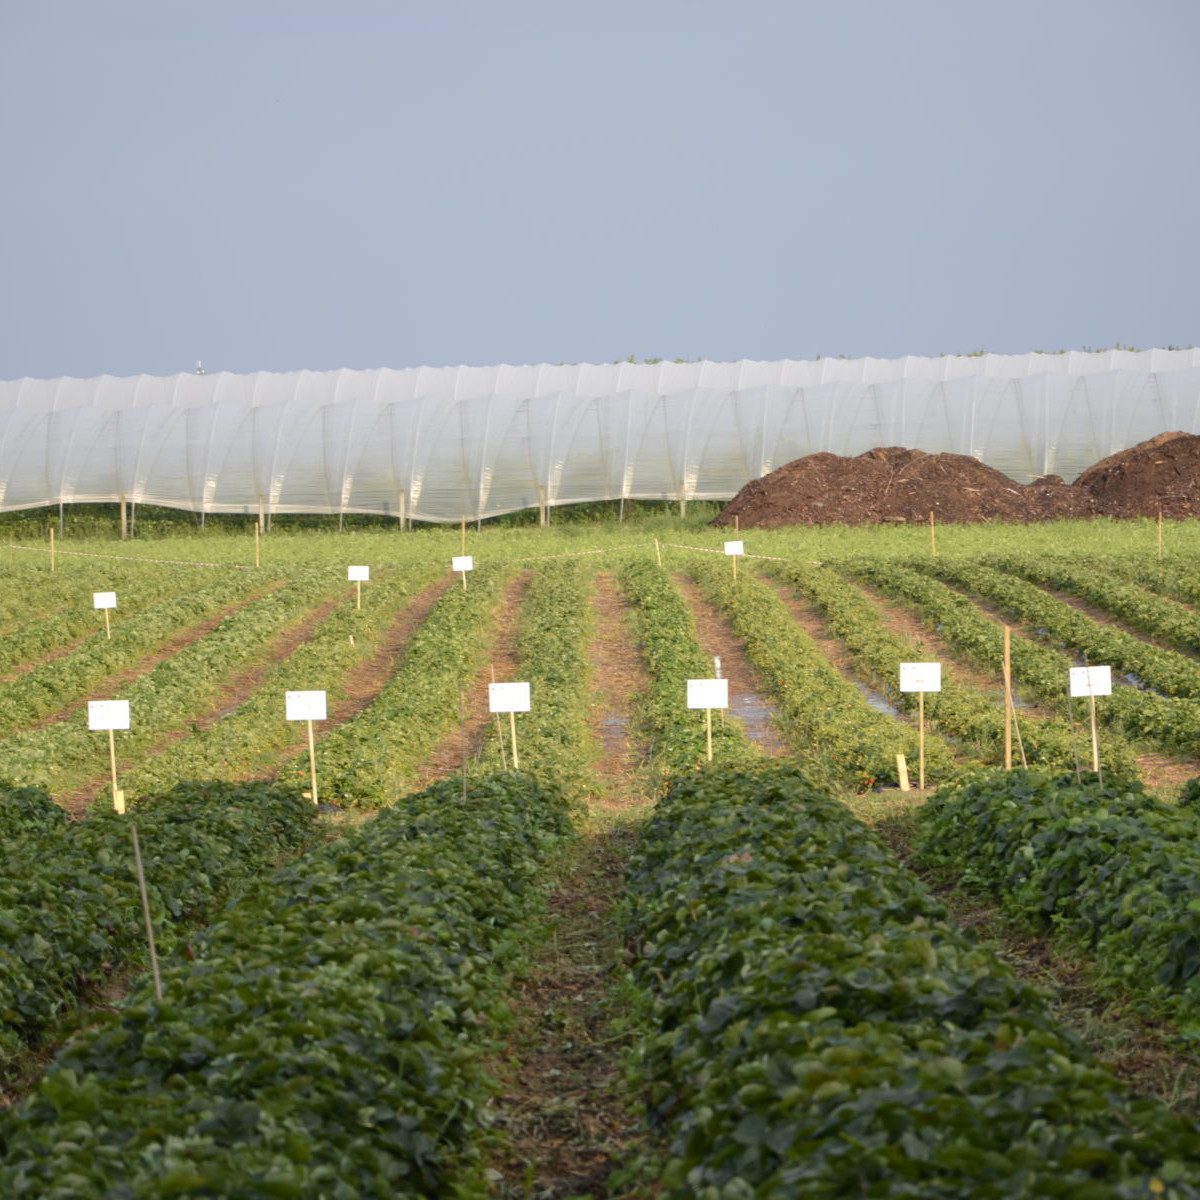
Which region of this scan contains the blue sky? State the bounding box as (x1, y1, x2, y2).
(1, 1, 1196, 378)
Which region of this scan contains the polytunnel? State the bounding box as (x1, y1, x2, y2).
(1, 351, 1198, 522)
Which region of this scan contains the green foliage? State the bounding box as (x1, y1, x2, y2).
(920, 769, 1200, 1025)
(0, 773, 573, 1198)
(0, 783, 318, 1069)
(616, 557, 758, 778)
(684, 557, 919, 789)
(0, 785, 68, 839)
(306, 566, 509, 806)
(626, 763, 1200, 1196)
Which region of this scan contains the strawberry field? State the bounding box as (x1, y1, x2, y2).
(3, 514, 1200, 1197)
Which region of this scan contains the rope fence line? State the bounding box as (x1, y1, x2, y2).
(659, 540, 788, 562)
(5, 543, 260, 570)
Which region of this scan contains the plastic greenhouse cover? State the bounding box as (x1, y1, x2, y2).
(0, 353, 1198, 521)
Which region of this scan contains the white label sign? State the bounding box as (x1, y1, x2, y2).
(724, 540, 745, 556)
(489, 682, 530, 713)
(88, 699, 130, 730)
(1070, 666, 1112, 698)
(286, 690, 328, 721)
(93, 591, 117, 610)
(347, 565, 370, 581)
(900, 662, 942, 693)
(452, 555, 474, 573)
(687, 678, 729, 710)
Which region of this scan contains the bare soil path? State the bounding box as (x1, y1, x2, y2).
(588, 573, 651, 809)
(487, 820, 648, 1199)
(673, 573, 788, 755)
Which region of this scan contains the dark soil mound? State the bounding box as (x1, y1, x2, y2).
(714, 447, 1092, 529)
(1076, 432, 1200, 519)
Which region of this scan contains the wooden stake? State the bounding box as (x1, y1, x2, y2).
(1003, 625, 1013, 770)
(461, 567, 468, 591)
(49, 526, 55, 573)
(119, 494, 128, 540)
(918, 690, 926, 790)
(896, 753, 910, 791)
(257, 494, 265, 534)
(355, 579, 362, 610)
(254, 523, 260, 569)
(1158, 509, 1164, 562)
(306, 719, 318, 806)
(399, 492, 407, 531)
(108, 728, 121, 811)
(732, 554, 738, 582)
(654, 537, 662, 568)
(103, 608, 111, 640)
(1088, 692, 1100, 774)
(129, 823, 163, 1002)
(929, 510, 937, 557)
(705, 707, 713, 763)
(509, 710, 519, 770)
(734, 515, 740, 533)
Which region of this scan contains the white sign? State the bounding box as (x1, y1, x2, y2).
(489, 682, 530, 713)
(452, 555, 474, 573)
(286, 690, 328, 721)
(900, 662, 942, 693)
(1070, 666, 1112, 698)
(347, 565, 370, 581)
(724, 540, 745, 556)
(687, 678, 729, 710)
(88, 699, 130, 731)
(93, 591, 117, 610)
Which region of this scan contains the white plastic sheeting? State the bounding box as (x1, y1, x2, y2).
(1, 352, 1198, 521)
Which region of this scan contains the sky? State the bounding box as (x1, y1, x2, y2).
(1, 1, 1197, 380)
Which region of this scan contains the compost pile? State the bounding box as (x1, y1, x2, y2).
(714, 447, 1088, 528)
(1074, 432, 1200, 519)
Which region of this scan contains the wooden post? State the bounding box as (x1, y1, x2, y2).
(49, 526, 55, 573)
(129, 823, 163, 1001)
(705, 707, 713, 763)
(918, 690, 926, 790)
(103, 608, 111, 640)
(1003, 625, 1013, 770)
(254, 523, 260, 569)
(509, 710, 520, 770)
(399, 492, 407, 531)
(1088, 693, 1100, 774)
(896, 753, 910, 792)
(108, 728, 120, 810)
(355, 580, 362, 610)
(306, 719, 319, 806)
(734, 515, 740, 533)
(929, 510, 937, 557)
(1158, 509, 1164, 562)
(119, 494, 128, 540)
(654, 537, 662, 568)
(258, 494, 265, 534)
(732, 554, 738, 582)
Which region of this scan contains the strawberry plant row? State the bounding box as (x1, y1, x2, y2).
(120, 564, 442, 794)
(625, 763, 1200, 1196)
(477, 560, 597, 802)
(993, 555, 1200, 660)
(616, 557, 758, 778)
(683, 556, 939, 790)
(920, 769, 1200, 1027)
(0, 570, 261, 736)
(0, 772, 574, 1197)
(0, 570, 339, 797)
(0, 782, 318, 1078)
(922, 558, 1200, 757)
(845, 560, 1143, 779)
(774, 562, 1083, 773)
(921, 559, 1200, 699)
(0, 563, 218, 679)
(307, 565, 511, 806)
